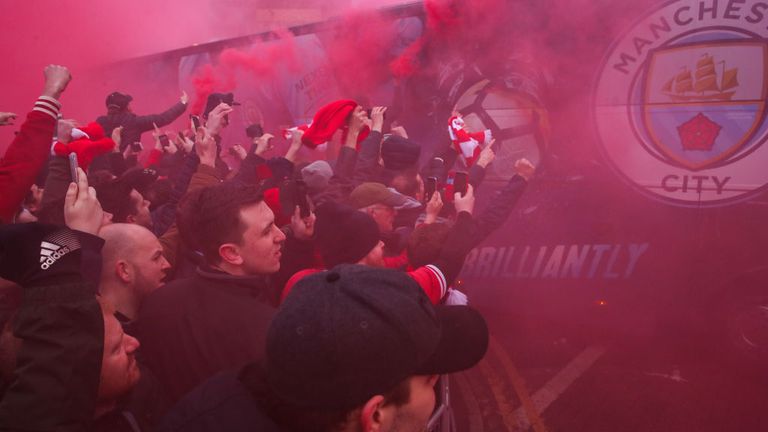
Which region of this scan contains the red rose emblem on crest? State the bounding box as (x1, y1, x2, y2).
(677, 113, 722, 151)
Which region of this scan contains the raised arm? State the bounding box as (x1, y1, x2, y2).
(133, 91, 189, 132)
(0, 65, 71, 223)
(471, 158, 534, 245)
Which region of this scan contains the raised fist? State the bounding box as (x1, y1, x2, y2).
(42, 65, 72, 100)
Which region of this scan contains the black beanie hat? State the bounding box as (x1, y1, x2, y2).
(120, 167, 158, 196)
(105, 92, 133, 111)
(381, 135, 421, 171)
(315, 202, 380, 267)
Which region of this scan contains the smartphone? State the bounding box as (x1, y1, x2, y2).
(295, 179, 310, 218)
(68, 153, 79, 183)
(453, 171, 468, 197)
(365, 108, 386, 120)
(425, 176, 437, 203)
(159, 134, 170, 147)
(190, 114, 202, 130)
(131, 142, 143, 152)
(246, 124, 264, 139)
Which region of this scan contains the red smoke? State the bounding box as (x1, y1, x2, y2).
(189, 31, 299, 115)
(324, 11, 400, 98)
(190, 64, 235, 115)
(390, 0, 517, 80)
(390, 37, 426, 80)
(0, 0, 662, 154)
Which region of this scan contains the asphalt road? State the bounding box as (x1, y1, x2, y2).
(444, 310, 768, 432)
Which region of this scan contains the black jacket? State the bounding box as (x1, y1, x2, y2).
(157, 370, 281, 432)
(0, 228, 104, 431)
(134, 268, 278, 404)
(96, 102, 187, 151)
(135, 235, 314, 404)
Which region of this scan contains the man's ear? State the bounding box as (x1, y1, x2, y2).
(218, 243, 244, 266)
(125, 214, 136, 224)
(115, 261, 131, 283)
(359, 395, 388, 432)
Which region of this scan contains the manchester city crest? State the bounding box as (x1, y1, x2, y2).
(642, 41, 767, 171)
(593, 0, 768, 207)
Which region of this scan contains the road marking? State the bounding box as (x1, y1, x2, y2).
(489, 336, 549, 432)
(512, 345, 606, 429)
(478, 356, 525, 431)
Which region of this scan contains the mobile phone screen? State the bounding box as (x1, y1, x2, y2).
(454, 172, 468, 197)
(296, 179, 310, 218)
(246, 124, 264, 139)
(68, 153, 79, 183)
(425, 176, 437, 202)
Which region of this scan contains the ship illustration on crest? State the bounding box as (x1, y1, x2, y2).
(661, 53, 739, 101)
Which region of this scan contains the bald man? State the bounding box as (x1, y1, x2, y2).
(99, 223, 170, 325)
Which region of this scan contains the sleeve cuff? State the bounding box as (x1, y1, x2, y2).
(196, 163, 220, 178)
(33, 96, 61, 120)
(425, 264, 448, 299)
(456, 211, 473, 223)
(72, 230, 106, 253)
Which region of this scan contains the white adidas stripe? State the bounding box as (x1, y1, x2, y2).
(40, 241, 61, 253)
(39, 241, 67, 267)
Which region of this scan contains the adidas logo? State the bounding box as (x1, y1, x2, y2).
(40, 241, 71, 270)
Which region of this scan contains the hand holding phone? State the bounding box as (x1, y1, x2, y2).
(159, 134, 170, 147)
(453, 183, 475, 215)
(424, 186, 444, 224)
(453, 171, 468, 197)
(64, 165, 104, 235)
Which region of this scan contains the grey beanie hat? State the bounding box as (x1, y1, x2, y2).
(301, 160, 333, 193)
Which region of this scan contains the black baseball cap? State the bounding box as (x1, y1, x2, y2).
(105, 92, 133, 110)
(202, 92, 240, 118)
(265, 264, 489, 410)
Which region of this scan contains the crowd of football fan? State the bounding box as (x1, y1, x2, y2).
(0, 65, 534, 432)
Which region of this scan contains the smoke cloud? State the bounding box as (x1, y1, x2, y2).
(0, 0, 662, 163)
(0, 0, 405, 149)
